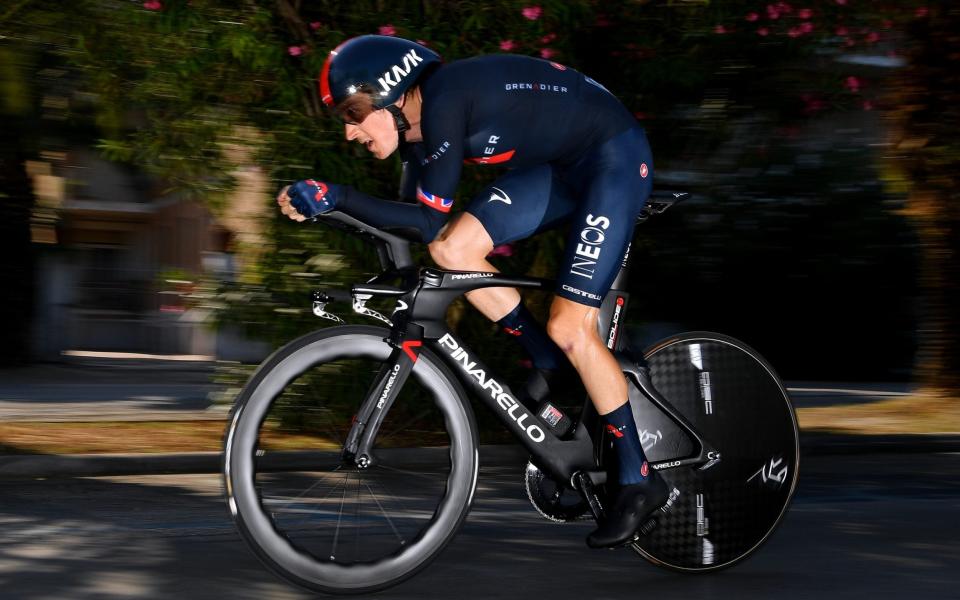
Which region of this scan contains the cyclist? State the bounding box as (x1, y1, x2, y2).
(277, 35, 665, 548)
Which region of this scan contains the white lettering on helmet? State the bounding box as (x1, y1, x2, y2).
(377, 49, 424, 94)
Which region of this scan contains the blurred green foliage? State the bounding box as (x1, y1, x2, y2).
(1, 0, 947, 389)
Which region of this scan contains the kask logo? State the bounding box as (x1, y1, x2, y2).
(377, 49, 425, 94)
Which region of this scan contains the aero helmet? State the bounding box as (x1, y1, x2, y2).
(319, 35, 441, 109)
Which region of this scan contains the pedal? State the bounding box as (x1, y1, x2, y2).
(636, 488, 680, 539)
(573, 471, 605, 522)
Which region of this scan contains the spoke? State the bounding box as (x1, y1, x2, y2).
(264, 472, 349, 530)
(377, 463, 447, 481)
(303, 380, 347, 447)
(268, 469, 346, 506)
(329, 473, 350, 560)
(353, 469, 362, 559)
(364, 481, 405, 544)
(379, 407, 436, 440)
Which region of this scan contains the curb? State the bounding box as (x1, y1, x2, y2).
(1, 436, 958, 479)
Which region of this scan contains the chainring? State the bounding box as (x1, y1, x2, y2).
(523, 461, 591, 523)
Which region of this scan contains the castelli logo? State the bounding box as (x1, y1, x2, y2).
(641, 461, 649, 477)
(640, 163, 649, 178)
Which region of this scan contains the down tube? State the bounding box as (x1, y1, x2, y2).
(428, 331, 559, 455)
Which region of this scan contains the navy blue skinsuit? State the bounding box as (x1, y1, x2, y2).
(336, 54, 653, 307)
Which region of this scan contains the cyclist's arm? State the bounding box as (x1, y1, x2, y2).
(337, 185, 447, 242)
(332, 93, 466, 243)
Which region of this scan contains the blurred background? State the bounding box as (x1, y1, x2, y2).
(1, 0, 958, 442)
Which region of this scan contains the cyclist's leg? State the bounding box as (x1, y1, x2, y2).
(428, 164, 576, 323)
(549, 126, 653, 411)
(544, 126, 663, 547)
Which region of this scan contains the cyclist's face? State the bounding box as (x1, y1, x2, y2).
(344, 108, 398, 159)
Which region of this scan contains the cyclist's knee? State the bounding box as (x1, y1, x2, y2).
(428, 236, 465, 269)
(428, 216, 493, 269)
(546, 302, 598, 355)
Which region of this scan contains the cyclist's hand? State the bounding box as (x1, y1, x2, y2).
(281, 179, 340, 221)
(276, 185, 306, 222)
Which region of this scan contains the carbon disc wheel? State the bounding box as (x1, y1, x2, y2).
(614, 332, 800, 572)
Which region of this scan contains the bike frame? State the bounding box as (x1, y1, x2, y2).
(319, 202, 720, 489)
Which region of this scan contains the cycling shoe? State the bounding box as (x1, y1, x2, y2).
(586, 471, 669, 549)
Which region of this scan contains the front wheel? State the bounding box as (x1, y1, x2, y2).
(615, 332, 800, 572)
(223, 325, 479, 594)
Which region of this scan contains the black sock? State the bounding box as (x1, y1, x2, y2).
(497, 302, 565, 370)
(603, 402, 651, 485)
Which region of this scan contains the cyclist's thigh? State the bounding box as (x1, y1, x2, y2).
(556, 127, 653, 307)
(465, 164, 577, 246)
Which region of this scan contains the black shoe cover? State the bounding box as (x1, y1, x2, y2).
(586, 473, 669, 549)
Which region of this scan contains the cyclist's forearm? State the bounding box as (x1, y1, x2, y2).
(339, 185, 447, 243)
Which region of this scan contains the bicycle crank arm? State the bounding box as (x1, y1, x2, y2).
(573, 471, 607, 522)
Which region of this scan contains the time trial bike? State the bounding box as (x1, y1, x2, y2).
(223, 191, 800, 594)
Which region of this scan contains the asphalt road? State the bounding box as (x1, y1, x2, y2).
(1, 452, 958, 599)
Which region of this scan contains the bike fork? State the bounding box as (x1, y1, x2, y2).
(342, 325, 425, 467)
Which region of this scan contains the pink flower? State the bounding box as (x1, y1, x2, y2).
(862, 100, 874, 111)
(757, 27, 770, 36)
(776, 2, 793, 14)
(766, 5, 780, 19)
(522, 6, 543, 20)
(798, 8, 812, 19)
(714, 25, 728, 34)
(309, 21, 322, 30)
(539, 47, 556, 59)
(746, 12, 760, 22)
(835, 26, 849, 36)
(865, 31, 879, 43)
(540, 32, 557, 44)
(143, 0, 162, 9)
(499, 39, 517, 51)
(488, 243, 515, 257)
(788, 27, 802, 38)
(916, 7, 929, 17)
(844, 76, 861, 92)
(378, 24, 396, 36)
(287, 45, 303, 56)
(800, 22, 814, 33)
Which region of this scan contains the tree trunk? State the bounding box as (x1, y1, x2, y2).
(887, 3, 960, 391)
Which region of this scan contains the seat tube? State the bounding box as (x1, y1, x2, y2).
(597, 242, 634, 352)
